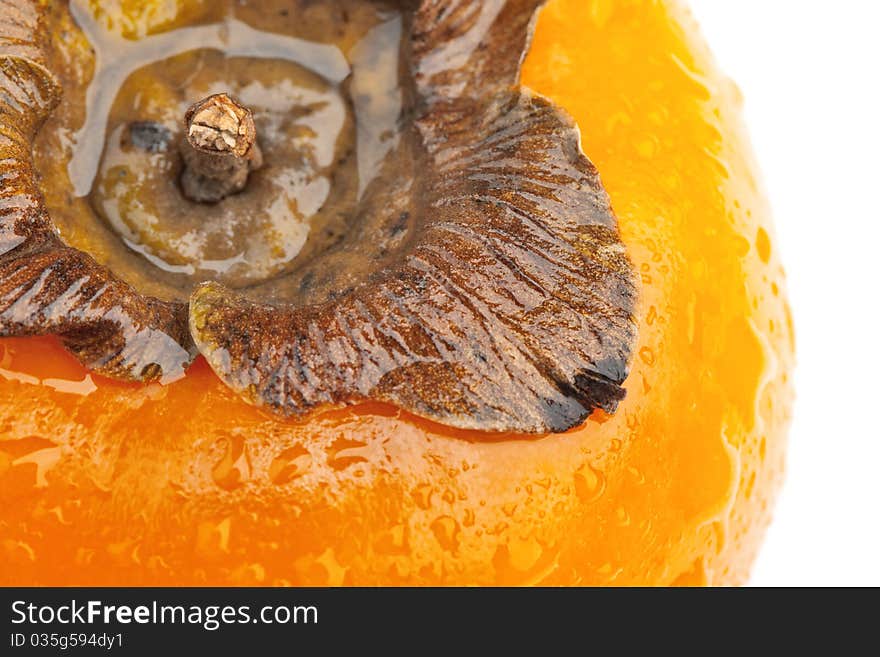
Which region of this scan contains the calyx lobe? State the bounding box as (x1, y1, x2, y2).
(0, 0, 638, 434)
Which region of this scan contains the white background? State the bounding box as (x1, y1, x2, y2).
(688, 0, 880, 586)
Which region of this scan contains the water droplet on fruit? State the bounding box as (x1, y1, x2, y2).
(430, 516, 460, 552)
(507, 536, 544, 572)
(755, 227, 772, 264)
(269, 444, 312, 485)
(374, 524, 409, 556)
(573, 463, 606, 503)
(327, 436, 368, 471)
(211, 436, 249, 490)
(412, 483, 433, 510)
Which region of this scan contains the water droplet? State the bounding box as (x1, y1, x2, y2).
(327, 436, 368, 470)
(211, 436, 249, 490)
(45, 505, 70, 525)
(11, 446, 62, 488)
(686, 293, 697, 345)
(430, 516, 460, 553)
(743, 471, 756, 499)
(507, 537, 543, 572)
(195, 517, 232, 557)
(605, 110, 632, 134)
(627, 466, 645, 485)
(669, 53, 712, 100)
(755, 227, 772, 264)
(374, 524, 409, 556)
(3, 540, 36, 564)
(43, 375, 98, 396)
(106, 539, 138, 566)
(268, 444, 311, 485)
(573, 463, 606, 503)
(315, 548, 347, 586)
(229, 562, 266, 585)
(412, 483, 433, 510)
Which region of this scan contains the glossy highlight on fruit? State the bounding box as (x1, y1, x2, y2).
(0, 0, 793, 586)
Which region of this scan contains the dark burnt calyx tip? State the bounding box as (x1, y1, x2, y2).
(179, 93, 263, 203)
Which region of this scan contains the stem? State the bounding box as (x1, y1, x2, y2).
(179, 93, 263, 203)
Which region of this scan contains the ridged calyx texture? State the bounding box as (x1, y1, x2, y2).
(0, 0, 637, 434)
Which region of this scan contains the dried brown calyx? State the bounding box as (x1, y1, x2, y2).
(0, 0, 638, 434)
(180, 93, 263, 203)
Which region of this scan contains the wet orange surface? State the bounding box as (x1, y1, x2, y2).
(0, 0, 793, 585)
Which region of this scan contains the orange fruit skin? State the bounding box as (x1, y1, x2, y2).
(0, 0, 793, 586)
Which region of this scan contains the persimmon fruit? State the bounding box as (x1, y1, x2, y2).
(0, 0, 793, 586)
